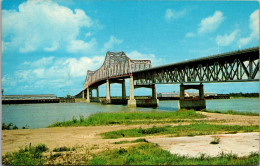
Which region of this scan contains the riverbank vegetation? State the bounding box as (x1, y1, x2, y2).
(2, 144, 48, 165)
(200, 109, 259, 116)
(2, 123, 29, 130)
(49, 110, 205, 127)
(3, 142, 259, 165)
(49, 109, 259, 128)
(229, 92, 259, 98)
(102, 123, 259, 139)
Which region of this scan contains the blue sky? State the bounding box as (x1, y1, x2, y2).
(2, 0, 259, 97)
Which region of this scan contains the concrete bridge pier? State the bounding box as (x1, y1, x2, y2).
(122, 79, 126, 100)
(82, 89, 85, 99)
(133, 83, 159, 107)
(86, 88, 90, 103)
(178, 83, 206, 110)
(128, 75, 136, 107)
(106, 79, 111, 104)
(90, 87, 100, 102)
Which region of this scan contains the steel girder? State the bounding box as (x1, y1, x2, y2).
(134, 47, 259, 84)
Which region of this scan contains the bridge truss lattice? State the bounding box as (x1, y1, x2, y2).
(134, 47, 259, 84)
(83, 51, 152, 89)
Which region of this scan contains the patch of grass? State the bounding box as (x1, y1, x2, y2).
(201, 109, 259, 116)
(114, 138, 148, 144)
(53, 146, 76, 152)
(102, 123, 259, 139)
(89, 142, 259, 165)
(2, 143, 48, 165)
(49, 152, 62, 160)
(210, 136, 220, 144)
(49, 110, 205, 127)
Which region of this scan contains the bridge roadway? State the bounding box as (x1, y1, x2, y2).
(76, 46, 259, 109)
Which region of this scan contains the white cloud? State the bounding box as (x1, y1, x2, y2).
(2, 1, 93, 53)
(23, 57, 54, 68)
(216, 29, 240, 46)
(64, 56, 104, 77)
(198, 11, 224, 34)
(127, 51, 163, 66)
(238, 9, 259, 47)
(44, 42, 59, 52)
(85, 32, 92, 37)
(3, 55, 105, 95)
(185, 32, 195, 38)
(33, 68, 45, 78)
(102, 36, 123, 52)
(165, 9, 186, 22)
(67, 39, 97, 53)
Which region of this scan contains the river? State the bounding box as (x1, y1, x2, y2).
(2, 98, 259, 129)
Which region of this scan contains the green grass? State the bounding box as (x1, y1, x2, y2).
(53, 146, 76, 152)
(114, 138, 148, 144)
(2, 144, 48, 165)
(102, 123, 259, 139)
(49, 110, 205, 127)
(201, 109, 259, 116)
(89, 143, 259, 165)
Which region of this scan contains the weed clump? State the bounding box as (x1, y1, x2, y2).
(114, 138, 148, 144)
(2, 143, 48, 165)
(210, 136, 220, 144)
(53, 146, 76, 152)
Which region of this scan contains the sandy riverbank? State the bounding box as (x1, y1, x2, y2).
(2, 112, 259, 157)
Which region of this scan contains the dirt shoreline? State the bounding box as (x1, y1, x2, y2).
(2, 112, 259, 157)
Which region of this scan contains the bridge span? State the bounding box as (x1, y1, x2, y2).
(76, 46, 259, 110)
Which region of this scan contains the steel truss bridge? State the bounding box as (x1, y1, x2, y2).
(76, 46, 259, 108)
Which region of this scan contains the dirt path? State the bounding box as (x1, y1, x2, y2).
(2, 124, 167, 155)
(2, 112, 259, 156)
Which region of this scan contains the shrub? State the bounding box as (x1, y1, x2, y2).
(2, 122, 19, 130)
(72, 116, 77, 123)
(79, 115, 85, 123)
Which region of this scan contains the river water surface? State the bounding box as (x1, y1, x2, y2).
(2, 98, 259, 129)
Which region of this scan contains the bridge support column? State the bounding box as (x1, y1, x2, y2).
(82, 90, 85, 99)
(151, 84, 159, 107)
(89, 87, 100, 102)
(96, 87, 99, 99)
(122, 79, 126, 100)
(133, 83, 159, 107)
(152, 84, 157, 99)
(128, 75, 136, 107)
(86, 88, 90, 103)
(178, 83, 206, 110)
(106, 79, 111, 104)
